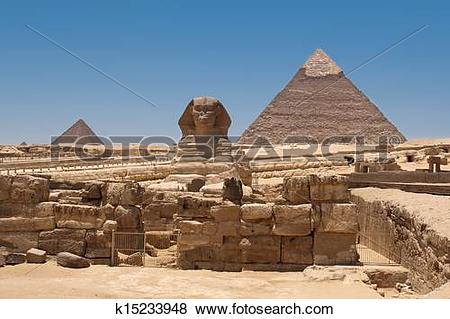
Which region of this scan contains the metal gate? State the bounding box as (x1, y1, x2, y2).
(111, 231, 146, 267)
(356, 233, 401, 266)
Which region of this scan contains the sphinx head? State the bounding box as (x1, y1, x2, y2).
(178, 97, 231, 137)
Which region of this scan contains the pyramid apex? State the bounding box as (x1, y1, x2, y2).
(302, 48, 342, 77)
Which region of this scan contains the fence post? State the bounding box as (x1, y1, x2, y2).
(111, 230, 115, 267)
(143, 231, 146, 268)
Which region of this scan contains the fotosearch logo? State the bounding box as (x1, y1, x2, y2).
(49, 134, 402, 163)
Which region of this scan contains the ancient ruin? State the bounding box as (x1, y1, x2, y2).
(1, 57, 450, 299)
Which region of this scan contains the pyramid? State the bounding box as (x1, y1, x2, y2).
(238, 49, 406, 145)
(52, 119, 103, 145)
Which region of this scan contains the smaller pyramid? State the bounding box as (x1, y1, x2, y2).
(19, 141, 27, 146)
(52, 119, 103, 145)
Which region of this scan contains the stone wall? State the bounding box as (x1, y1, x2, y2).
(0, 175, 179, 264)
(176, 174, 359, 271)
(351, 189, 450, 293)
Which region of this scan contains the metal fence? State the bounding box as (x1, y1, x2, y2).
(111, 231, 147, 267)
(356, 233, 401, 266)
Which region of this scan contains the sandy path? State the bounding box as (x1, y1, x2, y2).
(0, 261, 380, 299)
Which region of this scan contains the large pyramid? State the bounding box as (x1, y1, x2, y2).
(238, 49, 406, 145)
(52, 119, 103, 145)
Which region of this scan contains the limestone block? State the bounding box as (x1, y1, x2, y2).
(80, 181, 103, 200)
(100, 203, 115, 220)
(0, 176, 12, 201)
(210, 205, 240, 222)
(114, 205, 141, 232)
(102, 182, 142, 206)
(313, 232, 358, 265)
(9, 175, 49, 204)
(217, 221, 240, 237)
(39, 229, 86, 255)
(146, 231, 172, 249)
(55, 204, 105, 229)
(178, 233, 211, 251)
(0, 217, 55, 232)
(178, 246, 216, 263)
(282, 176, 310, 204)
(0, 232, 39, 252)
(6, 252, 26, 265)
(57, 252, 90, 268)
(314, 203, 358, 233)
(241, 204, 273, 221)
(0, 202, 56, 218)
(102, 220, 118, 233)
(308, 174, 350, 203)
(179, 220, 203, 234)
(281, 236, 313, 264)
(26, 248, 47, 263)
(202, 221, 217, 235)
(240, 236, 280, 264)
(240, 221, 272, 236)
(217, 236, 241, 263)
(142, 202, 179, 223)
(85, 230, 111, 258)
(272, 204, 312, 236)
(177, 196, 221, 218)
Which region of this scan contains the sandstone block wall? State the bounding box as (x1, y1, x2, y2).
(176, 174, 359, 271)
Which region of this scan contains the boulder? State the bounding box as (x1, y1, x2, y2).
(240, 236, 280, 264)
(124, 252, 144, 266)
(308, 174, 350, 203)
(6, 252, 26, 265)
(272, 204, 312, 236)
(282, 176, 310, 204)
(241, 204, 273, 221)
(39, 229, 86, 255)
(102, 220, 118, 233)
(313, 203, 358, 233)
(26, 248, 47, 263)
(57, 252, 90, 268)
(313, 232, 358, 265)
(0, 232, 39, 252)
(281, 236, 313, 264)
(210, 205, 241, 222)
(102, 182, 142, 206)
(9, 175, 49, 204)
(80, 182, 103, 200)
(85, 230, 111, 258)
(55, 204, 105, 229)
(142, 202, 179, 223)
(114, 205, 142, 232)
(222, 177, 243, 204)
(146, 231, 172, 249)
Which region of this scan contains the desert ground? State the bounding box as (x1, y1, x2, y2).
(0, 260, 383, 299)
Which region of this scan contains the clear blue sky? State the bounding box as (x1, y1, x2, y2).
(1, 0, 449, 144)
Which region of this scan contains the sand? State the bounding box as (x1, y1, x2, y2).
(0, 261, 381, 299)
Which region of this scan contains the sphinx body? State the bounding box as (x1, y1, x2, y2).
(176, 97, 232, 163)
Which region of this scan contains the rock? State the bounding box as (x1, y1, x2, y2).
(187, 178, 206, 192)
(308, 174, 350, 203)
(6, 252, 26, 265)
(145, 243, 158, 257)
(281, 236, 313, 264)
(114, 205, 142, 232)
(55, 204, 105, 229)
(102, 182, 142, 206)
(313, 232, 358, 265)
(85, 230, 111, 258)
(241, 204, 273, 221)
(0, 217, 55, 232)
(124, 252, 144, 266)
(282, 176, 310, 204)
(222, 177, 243, 204)
(177, 233, 210, 251)
(26, 248, 47, 263)
(210, 205, 241, 222)
(39, 229, 86, 255)
(80, 182, 103, 200)
(240, 236, 280, 264)
(179, 221, 203, 234)
(146, 231, 172, 249)
(272, 204, 312, 236)
(0, 232, 39, 252)
(363, 266, 409, 288)
(9, 175, 49, 204)
(177, 195, 221, 218)
(102, 220, 118, 233)
(240, 221, 272, 236)
(313, 203, 358, 233)
(0, 175, 12, 201)
(57, 252, 90, 268)
(0, 201, 56, 219)
(142, 202, 179, 221)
